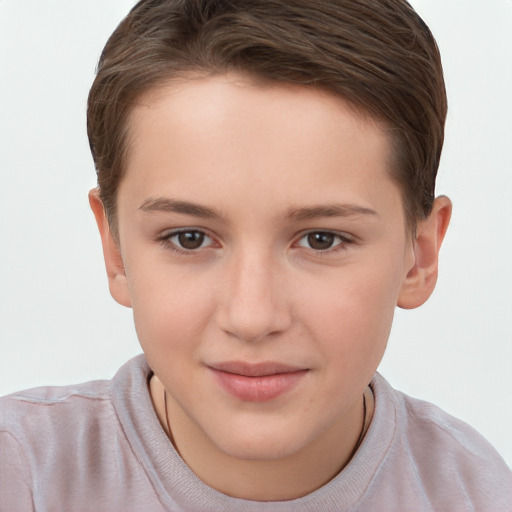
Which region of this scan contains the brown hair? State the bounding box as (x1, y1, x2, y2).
(87, 0, 446, 232)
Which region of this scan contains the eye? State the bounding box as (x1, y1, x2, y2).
(165, 230, 215, 251)
(296, 231, 348, 252)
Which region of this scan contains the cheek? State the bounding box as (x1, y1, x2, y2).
(127, 263, 216, 359)
(298, 256, 403, 370)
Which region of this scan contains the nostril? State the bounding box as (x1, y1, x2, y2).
(216, 292, 292, 343)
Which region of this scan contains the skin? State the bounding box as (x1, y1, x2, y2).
(90, 74, 451, 501)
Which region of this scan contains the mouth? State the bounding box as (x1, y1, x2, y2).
(207, 361, 309, 402)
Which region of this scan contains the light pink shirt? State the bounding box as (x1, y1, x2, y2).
(1, 355, 510, 511)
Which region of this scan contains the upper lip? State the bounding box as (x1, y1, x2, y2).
(208, 361, 307, 377)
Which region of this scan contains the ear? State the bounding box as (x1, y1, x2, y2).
(398, 196, 452, 309)
(88, 189, 132, 308)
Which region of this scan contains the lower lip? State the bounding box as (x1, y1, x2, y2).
(210, 368, 308, 402)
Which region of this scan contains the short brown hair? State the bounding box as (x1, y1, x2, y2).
(87, 0, 447, 232)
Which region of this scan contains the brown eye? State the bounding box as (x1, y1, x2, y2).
(296, 231, 349, 252)
(307, 232, 335, 250)
(177, 231, 205, 250)
(166, 230, 212, 251)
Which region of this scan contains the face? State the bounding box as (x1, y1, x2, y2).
(110, 74, 416, 461)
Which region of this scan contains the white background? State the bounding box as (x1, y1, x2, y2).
(0, 0, 511, 467)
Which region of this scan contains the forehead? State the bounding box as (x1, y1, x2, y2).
(119, 74, 402, 224)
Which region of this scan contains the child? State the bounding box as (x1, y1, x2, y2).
(1, 0, 511, 510)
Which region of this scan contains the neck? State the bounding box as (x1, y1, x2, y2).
(149, 375, 373, 501)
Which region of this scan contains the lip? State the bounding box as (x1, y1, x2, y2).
(208, 361, 309, 402)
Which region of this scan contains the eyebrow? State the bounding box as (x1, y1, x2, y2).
(285, 204, 378, 221)
(139, 197, 378, 221)
(139, 198, 223, 220)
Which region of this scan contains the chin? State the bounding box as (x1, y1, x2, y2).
(212, 423, 312, 461)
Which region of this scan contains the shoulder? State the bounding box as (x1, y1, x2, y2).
(0, 377, 116, 460)
(372, 374, 512, 510)
(0, 355, 167, 511)
(0, 377, 115, 511)
(399, 388, 509, 474)
(1, 375, 112, 424)
(0, 355, 150, 442)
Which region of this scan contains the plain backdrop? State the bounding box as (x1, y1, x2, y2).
(0, 0, 511, 467)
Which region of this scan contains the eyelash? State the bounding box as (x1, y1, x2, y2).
(158, 228, 217, 255)
(157, 229, 354, 255)
(295, 231, 354, 254)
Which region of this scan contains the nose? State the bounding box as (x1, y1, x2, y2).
(216, 249, 292, 343)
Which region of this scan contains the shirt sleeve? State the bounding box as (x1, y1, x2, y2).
(0, 430, 34, 512)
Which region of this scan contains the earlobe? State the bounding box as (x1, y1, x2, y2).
(88, 189, 132, 308)
(397, 196, 452, 309)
